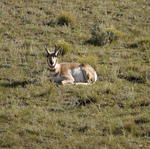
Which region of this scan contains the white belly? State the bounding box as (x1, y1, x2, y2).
(71, 68, 85, 82)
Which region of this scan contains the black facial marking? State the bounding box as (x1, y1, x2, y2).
(50, 60, 53, 65)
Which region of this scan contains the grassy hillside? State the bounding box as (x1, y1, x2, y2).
(0, 0, 150, 148)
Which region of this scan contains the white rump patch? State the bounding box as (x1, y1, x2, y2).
(71, 68, 85, 82)
(94, 72, 97, 82)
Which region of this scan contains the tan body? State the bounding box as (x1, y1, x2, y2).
(46, 47, 97, 85)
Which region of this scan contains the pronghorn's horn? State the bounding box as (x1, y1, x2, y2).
(45, 46, 50, 55)
(54, 45, 60, 56)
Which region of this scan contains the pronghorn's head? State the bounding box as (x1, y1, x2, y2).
(45, 46, 60, 68)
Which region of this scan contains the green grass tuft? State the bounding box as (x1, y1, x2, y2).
(56, 11, 76, 26)
(76, 55, 98, 68)
(55, 40, 73, 55)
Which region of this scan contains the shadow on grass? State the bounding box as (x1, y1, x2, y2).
(77, 99, 95, 106)
(66, 98, 97, 107)
(118, 75, 146, 84)
(0, 80, 36, 88)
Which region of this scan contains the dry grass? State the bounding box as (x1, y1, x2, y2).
(0, 0, 150, 149)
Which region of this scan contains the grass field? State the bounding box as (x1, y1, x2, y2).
(0, 0, 150, 149)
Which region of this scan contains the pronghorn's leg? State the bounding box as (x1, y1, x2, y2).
(61, 73, 75, 85)
(53, 77, 63, 83)
(61, 80, 74, 85)
(74, 82, 90, 85)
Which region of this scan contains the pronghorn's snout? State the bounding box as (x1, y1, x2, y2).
(47, 54, 57, 68)
(50, 60, 53, 65)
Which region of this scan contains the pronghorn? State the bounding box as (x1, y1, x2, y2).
(46, 47, 97, 85)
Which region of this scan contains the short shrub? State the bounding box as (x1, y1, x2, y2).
(89, 25, 109, 46)
(105, 28, 125, 42)
(56, 11, 75, 26)
(55, 40, 72, 55)
(87, 24, 124, 46)
(126, 37, 150, 51)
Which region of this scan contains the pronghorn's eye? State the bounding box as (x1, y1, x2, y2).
(46, 54, 50, 57)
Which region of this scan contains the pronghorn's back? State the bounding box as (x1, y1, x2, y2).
(46, 47, 97, 85)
